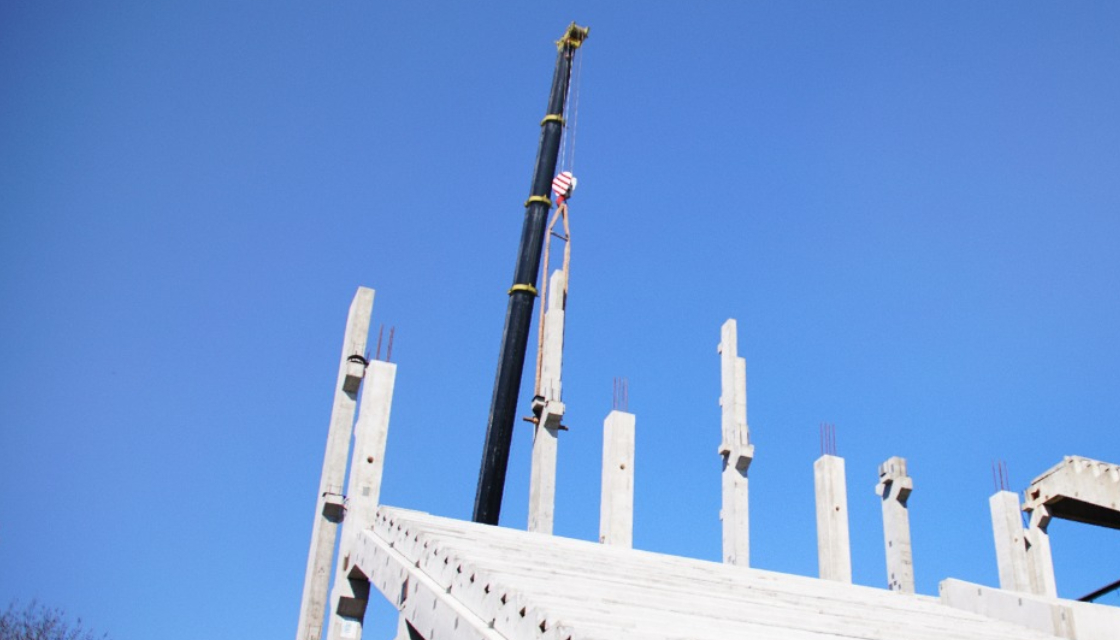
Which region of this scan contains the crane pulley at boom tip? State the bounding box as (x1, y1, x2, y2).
(471, 22, 589, 526)
(558, 22, 590, 50)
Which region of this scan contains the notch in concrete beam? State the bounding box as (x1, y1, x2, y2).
(343, 354, 369, 393)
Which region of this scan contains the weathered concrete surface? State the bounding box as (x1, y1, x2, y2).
(297, 287, 374, 640)
(528, 270, 567, 535)
(815, 454, 852, 583)
(1023, 456, 1120, 530)
(875, 456, 914, 593)
(1025, 505, 1057, 598)
(941, 578, 1120, 640)
(990, 490, 1032, 593)
(718, 319, 754, 566)
(328, 360, 397, 640)
(600, 410, 635, 548)
(352, 506, 1060, 640)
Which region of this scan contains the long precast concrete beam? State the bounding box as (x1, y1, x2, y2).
(353, 506, 1059, 640)
(297, 287, 375, 640)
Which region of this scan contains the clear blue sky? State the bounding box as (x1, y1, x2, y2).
(2, 3, 1118, 639)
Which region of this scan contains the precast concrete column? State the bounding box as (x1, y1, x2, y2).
(297, 287, 375, 640)
(989, 490, 1031, 592)
(600, 410, 635, 548)
(815, 454, 852, 583)
(875, 456, 914, 593)
(1025, 505, 1057, 597)
(328, 360, 397, 640)
(529, 270, 567, 534)
(718, 319, 753, 566)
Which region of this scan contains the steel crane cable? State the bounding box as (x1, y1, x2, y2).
(533, 45, 581, 400)
(557, 47, 583, 174)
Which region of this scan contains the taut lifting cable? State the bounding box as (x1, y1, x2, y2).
(533, 200, 571, 396)
(557, 47, 584, 175)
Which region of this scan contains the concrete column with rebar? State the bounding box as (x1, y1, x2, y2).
(327, 359, 398, 640)
(815, 454, 852, 583)
(600, 410, 635, 548)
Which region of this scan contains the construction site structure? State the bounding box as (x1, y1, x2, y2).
(295, 287, 1120, 640)
(294, 22, 1120, 640)
(473, 22, 588, 527)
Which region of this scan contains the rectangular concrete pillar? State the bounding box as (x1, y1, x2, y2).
(990, 490, 1031, 593)
(528, 410, 562, 534)
(875, 456, 914, 593)
(600, 410, 635, 548)
(1026, 505, 1057, 598)
(328, 360, 397, 640)
(297, 287, 375, 640)
(815, 454, 852, 583)
(528, 270, 567, 534)
(718, 319, 753, 566)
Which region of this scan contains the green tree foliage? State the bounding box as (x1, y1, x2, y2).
(0, 600, 108, 640)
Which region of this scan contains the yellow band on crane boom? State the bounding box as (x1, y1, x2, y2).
(540, 114, 565, 126)
(509, 284, 538, 297)
(525, 195, 552, 208)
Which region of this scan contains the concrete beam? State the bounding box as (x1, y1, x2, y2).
(941, 578, 1120, 640)
(297, 287, 375, 640)
(875, 456, 914, 593)
(357, 506, 1056, 640)
(528, 270, 567, 535)
(815, 454, 852, 583)
(600, 410, 635, 548)
(1023, 456, 1120, 530)
(718, 319, 754, 567)
(328, 360, 398, 640)
(989, 490, 1032, 593)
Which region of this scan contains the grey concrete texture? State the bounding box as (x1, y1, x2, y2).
(876, 456, 915, 593)
(328, 360, 398, 640)
(815, 454, 853, 583)
(718, 319, 753, 567)
(600, 410, 635, 548)
(297, 287, 375, 640)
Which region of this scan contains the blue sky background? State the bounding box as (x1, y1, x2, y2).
(2, 2, 1119, 639)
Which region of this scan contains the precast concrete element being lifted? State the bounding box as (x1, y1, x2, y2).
(473, 22, 589, 526)
(528, 270, 567, 535)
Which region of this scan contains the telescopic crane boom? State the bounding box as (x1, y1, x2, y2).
(472, 23, 589, 525)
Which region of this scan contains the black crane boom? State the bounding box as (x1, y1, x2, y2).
(472, 23, 589, 525)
